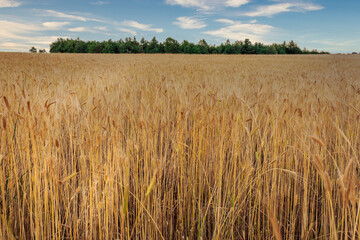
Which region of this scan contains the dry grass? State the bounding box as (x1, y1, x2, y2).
(0, 52, 360, 239)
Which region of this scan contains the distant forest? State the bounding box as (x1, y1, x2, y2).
(48, 37, 329, 54)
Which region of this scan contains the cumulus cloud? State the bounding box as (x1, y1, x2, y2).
(0, 0, 21, 8)
(165, 0, 250, 11)
(122, 20, 163, 33)
(173, 16, 206, 29)
(204, 19, 274, 43)
(245, 2, 324, 17)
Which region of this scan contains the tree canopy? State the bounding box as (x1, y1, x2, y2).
(29, 46, 37, 53)
(49, 37, 329, 55)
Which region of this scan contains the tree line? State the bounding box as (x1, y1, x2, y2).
(47, 37, 329, 54)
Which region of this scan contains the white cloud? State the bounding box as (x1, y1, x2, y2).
(165, 0, 210, 10)
(165, 0, 250, 10)
(90, 1, 110, 5)
(44, 10, 103, 22)
(0, 20, 70, 36)
(216, 18, 235, 24)
(68, 27, 99, 33)
(0, 42, 35, 51)
(0, 20, 68, 51)
(94, 26, 107, 31)
(0, 36, 67, 51)
(245, 2, 324, 17)
(173, 16, 206, 29)
(225, 0, 250, 7)
(0, 35, 67, 51)
(0, 0, 21, 8)
(204, 19, 274, 43)
(42, 22, 70, 29)
(68, 27, 88, 32)
(310, 40, 359, 47)
(24, 36, 68, 45)
(303, 39, 360, 53)
(123, 20, 163, 33)
(0, 20, 42, 39)
(68, 26, 110, 33)
(118, 27, 137, 36)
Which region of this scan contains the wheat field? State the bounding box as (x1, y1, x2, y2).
(0, 53, 360, 239)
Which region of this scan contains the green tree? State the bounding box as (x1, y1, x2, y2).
(223, 39, 234, 54)
(197, 39, 209, 54)
(124, 37, 136, 53)
(90, 43, 102, 53)
(29, 46, 37, 53)
(140, 37, 148, 53)
(102, 40, 116, 53)
(131, 37, 140, 53)
(116, 39, 125, 53)
(216, 43, 225, 54)
(311, 49, 319, 54)
(286, 40, 302, 54)
(241, 39, 252, 54)
(164, 37, 180, 53)
(148, 37, 160, 53)
(47, 37, 326, 55)
(232, 41, 242, 54)
(267, 45, 277, 54)
(208, 45, 218, 54)
(191, 44, 201, 54)
(253, 42, 263, 54)
(274, 41, 287, 54)
(159, 43, 165, 53)
(180, 40, 191, 54)
(74, 38, 87, 53)
(49, 38, 67, 53)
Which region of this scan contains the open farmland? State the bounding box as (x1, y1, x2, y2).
(1, 53, 360, 239)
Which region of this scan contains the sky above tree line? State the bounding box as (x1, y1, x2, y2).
(0, 0, 359, 53)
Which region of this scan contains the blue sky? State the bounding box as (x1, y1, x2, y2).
(0, 0, 359, 53)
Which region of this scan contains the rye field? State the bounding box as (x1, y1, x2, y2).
(1, 53, 360, 239)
